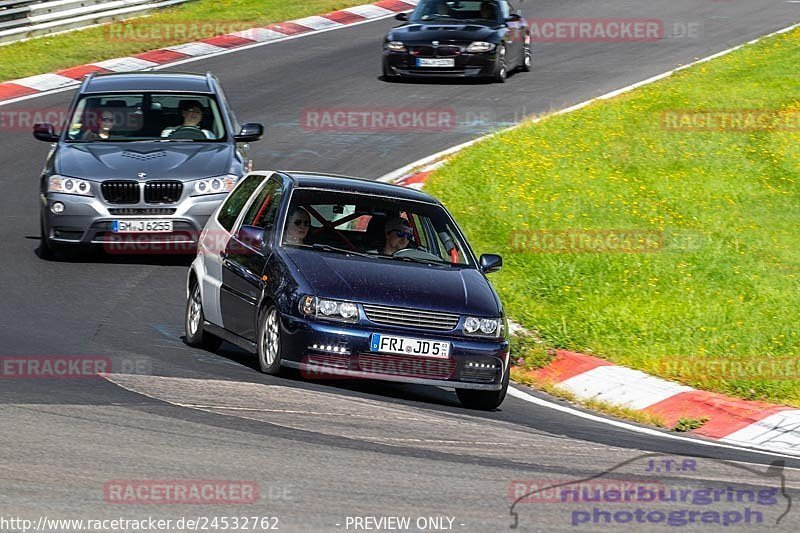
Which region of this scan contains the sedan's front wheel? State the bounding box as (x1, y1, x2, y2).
(185, 282, 223, 351)
(257, 305, 284, 375)
(456, 364, 509, 410)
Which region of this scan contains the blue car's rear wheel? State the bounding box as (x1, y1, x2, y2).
(185, 282, 223, 351)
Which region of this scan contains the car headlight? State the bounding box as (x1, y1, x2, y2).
(466, 41, 496, 53)
(385, 41, 407, 52)
(192, 175, 238, 196)
(299, 296, 359, 323)
(47, 175, 93, 197)
(464, 316, 502, 337)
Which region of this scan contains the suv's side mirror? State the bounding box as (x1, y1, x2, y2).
(479, 254, 502, 274)
(505, 14, 522, 22)
(236, 224, 267, 251)
(395, 13, 408, 21)
(33, 123, 58, 142)
(234, 123, 264, 143)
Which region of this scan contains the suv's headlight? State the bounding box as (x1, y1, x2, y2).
(299, 296, 359, 323)
(192, 175, 237, 196)
(385, 41, 407, 52)
(466, 41, 496, 53)
(464, 316, 502, 337)
(47, 175, 93, 197)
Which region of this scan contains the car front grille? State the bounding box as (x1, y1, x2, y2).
(410, 45, 462, 57)
(357, 354, 456, 380)
(144, 181, 183, 204)
(362, 304, 459, 331)
(108, 207, 177, 215)
(101, 181, 139, 204)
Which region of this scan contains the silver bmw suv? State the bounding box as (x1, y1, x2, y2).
(34, 71, 263, 259)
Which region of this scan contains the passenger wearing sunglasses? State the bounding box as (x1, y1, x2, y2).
(380, 217, 414, 256)
(284, 208, 311, 245)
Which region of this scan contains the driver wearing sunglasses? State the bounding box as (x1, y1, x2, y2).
(284, 207, 311, 245)
(380, 217, 414, 256)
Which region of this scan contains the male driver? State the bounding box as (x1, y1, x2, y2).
(380, 217, 414, 255)
(161, 100, 215, 139)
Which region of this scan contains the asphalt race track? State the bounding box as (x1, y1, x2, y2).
(1, 1, 800, 531)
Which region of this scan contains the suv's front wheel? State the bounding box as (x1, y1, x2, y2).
(38, 215, 67, 261)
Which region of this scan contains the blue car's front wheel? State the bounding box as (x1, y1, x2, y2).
(456, 365, 509, 410)
(258, 305, 284, 375)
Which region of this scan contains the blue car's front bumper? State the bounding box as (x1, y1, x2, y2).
(279, 314, 509, 391)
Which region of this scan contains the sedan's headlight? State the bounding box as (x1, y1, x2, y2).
(192, 174, 237, 196)
(47, 175, 93, 197)
(466, 41, 496, 53)
(299, 296, 359, 323)
(464, 316, 502, 337)
(385, 41, 407, 52)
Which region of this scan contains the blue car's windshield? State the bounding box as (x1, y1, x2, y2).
(65, 93, 227, 142)
(410, 0, 500, 23)
(282, 188, 475, 267)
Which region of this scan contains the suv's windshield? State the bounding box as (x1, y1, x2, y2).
(282, 189, 475, 267)
(65, 93, 227, 142)
(411, 0, 500, 23)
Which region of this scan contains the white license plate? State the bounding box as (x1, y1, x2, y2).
(370, 333, 450, 358)
(112, 220, 173, 233)
(417, 58, 455, 67)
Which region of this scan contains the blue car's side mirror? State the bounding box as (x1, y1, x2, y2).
(479, 254, 502, 274)
(236, 225, 267, 251)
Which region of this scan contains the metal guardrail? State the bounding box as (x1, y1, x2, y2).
(0, 0, 192, 44)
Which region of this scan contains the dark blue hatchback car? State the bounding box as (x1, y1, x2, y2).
(186, 171, 509, 409)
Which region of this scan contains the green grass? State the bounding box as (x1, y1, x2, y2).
(427, 28, 800, 406)
(0, 0, 367, 82)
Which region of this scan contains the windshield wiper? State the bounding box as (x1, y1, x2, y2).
(390, 255, 450, 267)
(311, 243, 375, 258)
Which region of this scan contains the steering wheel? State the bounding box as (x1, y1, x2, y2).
(393, 248, 442, 261)
(169, 126, 207, 140)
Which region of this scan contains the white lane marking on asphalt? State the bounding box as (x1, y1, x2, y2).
(231, 28, 288, 42)
(377, 21, 800, 182)
(292, 15, 343, 31)
(166, 42, 227, 57)
(722, 410, 800, 451)
(508, 386, 800, 459)
(559, 366, 694, 410)
(92, 57, 159, 72)
(12, 73, 78, 91)
(0, 5, 416, 107)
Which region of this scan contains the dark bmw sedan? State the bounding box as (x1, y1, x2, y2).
(185, 171, 510, 409)
(383, 0, 531, 82)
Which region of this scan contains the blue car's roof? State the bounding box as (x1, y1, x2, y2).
(281, 171, 440, 204)
(82, 72, 215, 94)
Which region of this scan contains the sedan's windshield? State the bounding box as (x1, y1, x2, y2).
(411, 0, 500, 23)
(282, 188, 475, 267)
(65, 93, 227, 142)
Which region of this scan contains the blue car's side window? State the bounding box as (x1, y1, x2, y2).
(217, 175, 264, 232)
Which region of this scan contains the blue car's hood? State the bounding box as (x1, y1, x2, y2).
(55, 141, 233, 181)
(284, 248, 501, 316)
